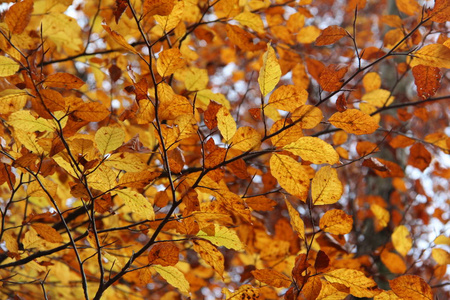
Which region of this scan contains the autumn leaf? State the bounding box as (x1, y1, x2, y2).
(31, 223, 63, 243)
(329, 109, 379, 135)
(389, 275, 432, 300)
(44, 73, 85, 89)
(148, 242, 179, 267)
(114, 189, 155, 221)
(410, 44, 450, 69)
(193, 240, 225, 277)
(315, 25, 347, 46)
(285, 199, 306, 240)
(324, 269, 380, 298)
(251, 269, 291, 288)
(196, 224, 244, 251)
(319, 209, 353, 235)
(152, 265, 190, 295)
(95, 126, 125, 155)
(0, 56, 20, 77)
(102, 21, 138, 54)
(283, 136, 339, 165)
(258, 43, 282, 96)
(312, 166, 343, 205)
(4, 0, 33, 34)
(268, 85, 308, 111)
(392, 225, 412, 257)
(270, 153, 310, 201)
(216, 107, 237, 142)
(157, 48, 185, 77)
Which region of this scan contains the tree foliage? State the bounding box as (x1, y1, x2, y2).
(0, 0, 449, 299)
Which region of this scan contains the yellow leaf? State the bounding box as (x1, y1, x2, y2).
(431, 248, 450, 265)
(370, 204, 390, 228)
(152, 265, 190, 295)
(157, 48, 185, 77)
(389, 275, 432, 300)
(324, 269, 380, 298)
(95, 126, 125, 155)
(283, 137, 339, 165)
(87, 165, 118, 192)
(9, 110, 54, 132)
(183, 67, 208, 91)
(285, 199, 305, 240)
(362, 89, 395, 108)
(392, 225, 412, 257)
(363, 72, 381, 92)
(0, 89, 28, 114)
(193, 240, 225, 277)
(229, 126, 261, 151)
(2, 232, 19, 253)
(196, 224, 244, 251)
(42, 13, 83, 52)
(251, 269, 291, 288)
(104, 152, 146, 172)
(374, 290, 400, 300)
(319, 209, 353, 235)
(234, 11, 265, 33)
(217, 107, 237, 142)
(0, 56, 20, 77)
(395, 0, 420, 16)
(411, 44, 450, 69)
(268, 85, 308, 112)
(297, 26, 321, 44)
(434, 235, 450, 245)
(258, 43, 281, 96)
(317, 280, 349, 299)
(270, 153, 310, 201)
(102, 22, 138, 54)
(312, 166, 343, 205)
(154, 0, 184, 32)
(329, 109, 379, 135)
(114, 188, 155, 221)
(291, 105, 323, 129)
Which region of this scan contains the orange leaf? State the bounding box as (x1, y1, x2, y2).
(45, 73, 85, 89)
(389, 275, 432, 300)
(102, 21, 138, 54)
(408, 143, 431, 171)
(225, 24, 266, 51)
(193, 239, 225, 278)
(31, 223, 63, 243)
(319, 209, 353, 235)
(148, 242, 180, 267)
(429, 0, 450, 23)
(329, 109, 379, 135)
(4, 0, 33, 34)
(251, 269, 291, 288)
(73, 102, 110, 122)
(315, 25, 347, 46)
(396, 0, 421, 16)
(412, 65, 441, 99)
(143, 0, 175, 17)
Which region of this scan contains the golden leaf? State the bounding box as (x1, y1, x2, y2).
(114, 189, 155, 220)
(234, 11, 265, 33)
(410, 44, 450, 69)
(157, 48, 185, 77)
(258, 43, 281, 96)
(312, 166, 343, 205)
(102, 22, 138, 54)
(363, 72, 381, 92)
(31, 223, 63, 243)
(291, 105, 323, 129)
(319, 209, 353, 235)
(389, 275, 432, 300)
(381, 251, 407, 274)
(395, 0, 420, 16)
(251, 269, 291, 288)
(9, 110, 54, 133)
(270, 153, 310, 201)
(268, 85, 308, 112)
(283, 137, 339, 165)
(362, 89, 395, 108)
(370, 204, 390, 228)
(152, 265, 190, 295)
(193, 239, 225, 277)
(196, 224, 244, 251)
(73, 102, 110, 122)
(329, 109, 379, 135)
(154, 0, 184, 32)
(222, 284, 260, 300)
(0, 56, 20, 77)
(285, 199, 305, 240)
(431, 248, 450, 265)
(94, 126, 125, 155)
(217, 107, 237, 142)
(0, 89, 28, 114)
(104, 152, 146, 172)
(324, 269, 380, 298)
(392, 225, 412, 257)
(229, 126, 261, 151)
(143, 0, 175, 17)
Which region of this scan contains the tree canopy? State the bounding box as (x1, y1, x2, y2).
(0, 0, 449, 299)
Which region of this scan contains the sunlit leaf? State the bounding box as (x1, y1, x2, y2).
(258, 43, 281, 96)
(312, 166, 343, 205)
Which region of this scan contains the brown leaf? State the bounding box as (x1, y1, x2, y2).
(148, 242, 180, 267)
(412, 65, 441, 100)
(45, 73, 85, 89)
(315, 25, 347, 46)
(389, 275, 432, 300)
(31, 223, 63, 243)
(408, 143, 431, 171)
(4, 0, 33, 34)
